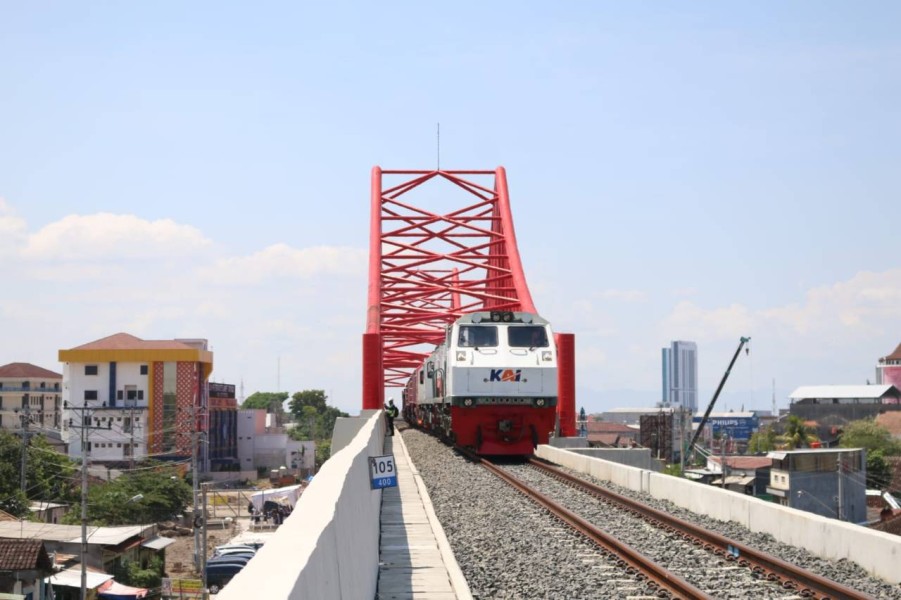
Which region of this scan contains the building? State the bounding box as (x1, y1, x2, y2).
(789, 385, 901, 430)
(0, 362, 62, 435)
(876, 342, 901, 388)
(706, 456, 772, 496)
(209, 383, 239, 472)
(766, 448, 867, 523)
(238, 409, 315, 477)
(662, 341, 698, 413)
(59, 333, 213, 467)
(0, 538, 53, 600)
(585, 421, 639, 448)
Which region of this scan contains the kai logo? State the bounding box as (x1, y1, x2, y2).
(489, 369, 522, 382)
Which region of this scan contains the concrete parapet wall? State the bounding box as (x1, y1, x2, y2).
(536, 445, 901, 583)
(219, 412, 386, 599)
(568, 448, 663, 472)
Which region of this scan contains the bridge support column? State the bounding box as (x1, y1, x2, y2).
(362, 333, 384, 410)
(555, 333, 576, 437)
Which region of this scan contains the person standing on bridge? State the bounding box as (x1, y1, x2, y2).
(385, 399, 399, 436)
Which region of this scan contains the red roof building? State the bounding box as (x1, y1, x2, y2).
(0, 362, 63, 433)
(877, 342, 901, 388)
(586, 421, 639, 447)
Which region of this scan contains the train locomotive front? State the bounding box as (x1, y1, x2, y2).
(402, 310, 558, 455)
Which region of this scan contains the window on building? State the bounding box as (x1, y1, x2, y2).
(140, 365, 148, 375)
(138, 390, 144, 400)
(85, 366, 98, 376)
(127, 389, 138, 401)
(117, 390, 123, 400)
(84, 390, 98, 401)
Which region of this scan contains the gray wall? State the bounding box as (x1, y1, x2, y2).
(569, 448, 663, 472)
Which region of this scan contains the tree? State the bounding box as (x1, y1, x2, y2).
(242, 392, 289, 411)
(748, 426, 777, 454)
(866, 450, 893, 489)
(63, 464, 192, 526)
(288, 390, 327, 418)
(0, 431, 77, 517)
(839, 419, 901, 455)
(781, 415, 818, 449)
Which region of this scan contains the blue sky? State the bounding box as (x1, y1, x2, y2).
(1, 2, 899, 415)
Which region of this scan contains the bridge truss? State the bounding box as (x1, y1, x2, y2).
(362, 167, 575, 436)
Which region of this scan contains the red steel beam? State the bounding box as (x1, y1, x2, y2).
(363, 167, 540, 397)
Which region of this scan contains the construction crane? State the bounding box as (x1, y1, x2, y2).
(687, 336, 751, 462)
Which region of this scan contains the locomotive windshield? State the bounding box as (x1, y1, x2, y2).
(508, 325, 549, 348)
(458, 325, 498, 347)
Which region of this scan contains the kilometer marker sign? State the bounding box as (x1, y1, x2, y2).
(369, 455, 397, 489)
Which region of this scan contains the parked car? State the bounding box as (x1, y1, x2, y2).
(205, 560, 246, 594)
(213, 544, 257, 557)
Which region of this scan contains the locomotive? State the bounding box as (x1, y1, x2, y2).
(401, 310, 558, 455)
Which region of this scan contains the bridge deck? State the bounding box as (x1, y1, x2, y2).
(376, 433, 468, 600)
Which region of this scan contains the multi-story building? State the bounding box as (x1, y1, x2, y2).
(59, 333, 213, 467)
(766, 448, 866, 522)
(0, 363, 62, 435)
(208, 382, 238, 471)
(789, 385, 901, 430)
(876, 342, 901, 388)
(661, 341, 698, 413)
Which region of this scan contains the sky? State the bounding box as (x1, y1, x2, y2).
(1, 2, 899, 416)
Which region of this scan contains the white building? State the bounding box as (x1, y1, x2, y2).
(662, 341, 698, 413)
(237, 409, 315, 476)
(0, 362, 62, 436)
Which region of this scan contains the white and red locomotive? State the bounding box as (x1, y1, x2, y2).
(402, 310, 558, 455)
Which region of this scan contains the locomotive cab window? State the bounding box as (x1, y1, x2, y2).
(508, 326, 549, 348)
(458, 325, 498, 348)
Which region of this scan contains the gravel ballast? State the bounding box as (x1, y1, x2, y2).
(402, 429, 901, 599)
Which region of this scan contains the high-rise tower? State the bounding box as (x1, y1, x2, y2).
(661, 341, 698, 413)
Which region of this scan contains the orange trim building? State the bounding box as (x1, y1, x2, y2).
(59, 334, 213, 465)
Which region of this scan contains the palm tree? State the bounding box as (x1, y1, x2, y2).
(781, 415, 818, 449)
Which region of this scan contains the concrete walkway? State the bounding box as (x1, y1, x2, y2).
(376, 432, 472, 600)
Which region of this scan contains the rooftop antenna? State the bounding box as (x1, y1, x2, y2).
(436, 122, 440, 171)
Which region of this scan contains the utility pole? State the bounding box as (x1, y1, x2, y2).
(128, 399, 135, 471)
(201, 482, 211, 599)
(19, 401, 30, 493)
(68, 401, 111, 600)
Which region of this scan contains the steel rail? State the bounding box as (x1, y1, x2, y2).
(462, 450, 711, 600)
(529, 458, 875, 600)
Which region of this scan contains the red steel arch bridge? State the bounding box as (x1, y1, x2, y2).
(361, 167, 576, 436)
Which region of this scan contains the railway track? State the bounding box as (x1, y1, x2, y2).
(464, 448, 711, 599)
(474, 451, 874, 600)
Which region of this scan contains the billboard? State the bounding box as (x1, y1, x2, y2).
(693, 415, 758, 441)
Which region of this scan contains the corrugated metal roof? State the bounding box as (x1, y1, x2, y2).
(141, 536, 175, 550)
(789, 385, 896, 399)
(46, 567, 113, 590)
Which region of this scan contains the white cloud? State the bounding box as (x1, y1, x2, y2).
(201, 243, 367, 284)
(22, 213, 212, 261)
(662, 301, 755, 342)
(0, 198, 27, 257)
(594, 289, 647, 302)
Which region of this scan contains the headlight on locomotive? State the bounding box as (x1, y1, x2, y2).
(535, 398, 546, 407)
(462, 398, 474, 407)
